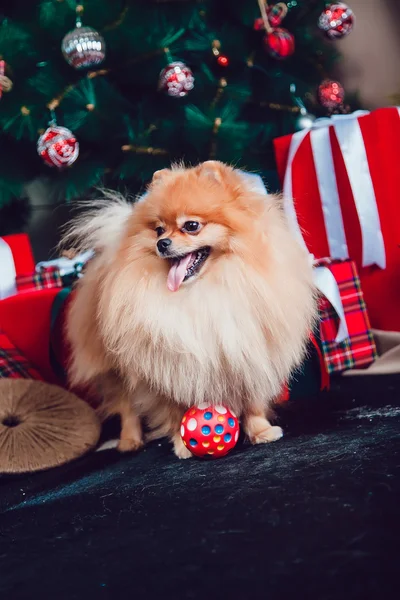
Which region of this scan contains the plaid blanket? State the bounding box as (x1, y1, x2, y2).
(0, 331, 44, 380)
(317, 259, 377, 374)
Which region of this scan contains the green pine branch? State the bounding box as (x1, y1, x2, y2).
(0, 0, 348, 214)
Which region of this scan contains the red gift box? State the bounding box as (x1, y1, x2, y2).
(0, 330, 44, 380)
(0, 234, 36, 300)
(0, 288, 97, 405)
(274, 107, 400, 332)
(0, 288, 61, 384)
(316, 259, 377, 373)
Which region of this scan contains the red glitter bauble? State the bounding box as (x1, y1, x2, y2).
(180, 405, 240, 458)
(217, 54, 229, 67)
(264, 28, 295, 59)
(37, 125, 79, 168)
(158, 61, 194, 98)
(253, 17, 265, 31)
(318, 3, 355, 39)
(318, 79, 345, 110)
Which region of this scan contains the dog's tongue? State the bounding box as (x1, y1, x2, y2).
(167, 253, 194, 292)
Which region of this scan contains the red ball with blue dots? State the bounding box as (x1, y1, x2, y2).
(180, 405, 240, 458)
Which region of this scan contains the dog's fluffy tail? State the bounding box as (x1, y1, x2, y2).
(59, 190, 134, 255)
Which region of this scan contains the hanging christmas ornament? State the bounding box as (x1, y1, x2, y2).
(212, 40, 230, 68)
(254, 2, 288, 29)
(61, 4, 105, 69)
(267, 2, 289, 27)
(264, 28, 295, 59)
(318, 79, 345, 110)
(318, 3, 355, 39)
(253, 17, 265, 30)
(0, 60, 13, 99)
(256, 1, 295, 59)
(289, 84, 316, 130)
(37, 124, 79, 168)
(296, 107, 316, 130)
(158, 61, 195, 98)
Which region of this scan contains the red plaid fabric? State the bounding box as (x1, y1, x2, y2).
(0, 331, 44, 380)
(16, 267, 63, 293)
(317, 259, 378, 373)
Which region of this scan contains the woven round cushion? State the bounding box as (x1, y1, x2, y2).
(0, 379, 101, 473)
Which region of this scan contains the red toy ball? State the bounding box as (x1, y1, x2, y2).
(180, 405, 240, 458)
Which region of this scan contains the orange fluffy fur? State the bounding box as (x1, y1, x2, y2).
(64, 161, 316, 458)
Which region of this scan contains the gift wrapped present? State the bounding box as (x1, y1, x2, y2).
(0, 288, 62, 384)
(315, 259, 378, 374)
(0, 234, 36, 300)
(279, 256, 378, 402)
(0, 240, 94, 298)
(0, 330, 44, 380)
(274, 107, 400, 332)
(35, 249, 94, 284)
(0, 287, 98, 404)
(16, 267, 63, 294)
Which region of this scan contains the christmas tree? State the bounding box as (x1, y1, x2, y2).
(0, 1, 356, 232)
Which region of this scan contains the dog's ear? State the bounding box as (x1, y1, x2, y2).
(196, 160, 231, 184)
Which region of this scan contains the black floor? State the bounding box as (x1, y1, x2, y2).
(1, 376, 399, 600)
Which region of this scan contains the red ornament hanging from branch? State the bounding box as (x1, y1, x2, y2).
(264, 28, 295, 59)
(256, 0, 295, 59)
(318, 79, 345, 111)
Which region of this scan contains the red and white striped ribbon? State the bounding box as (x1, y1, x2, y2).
(283, 110, 388, 269)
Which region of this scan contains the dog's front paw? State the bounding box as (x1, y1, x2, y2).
(173, 436, 193, 459)
(244, 415, 283, 445)
(251, 425, 283, 445)
(117, 438, 144, 453)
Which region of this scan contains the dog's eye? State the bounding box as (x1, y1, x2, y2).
(182, 221, 201, 233)
(155, 226, 165, 237)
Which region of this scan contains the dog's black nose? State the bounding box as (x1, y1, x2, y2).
(157, 238, 172, 253)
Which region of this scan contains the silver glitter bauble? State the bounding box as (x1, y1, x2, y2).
(158, 62, 195, 98)
(318, 3, 355, 40)
(61, 25, 106, 70)
(296, 108, 316, 130)
(37, 125, 79, 168)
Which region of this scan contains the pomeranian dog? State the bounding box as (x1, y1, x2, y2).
(64, 161, 316, 458)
